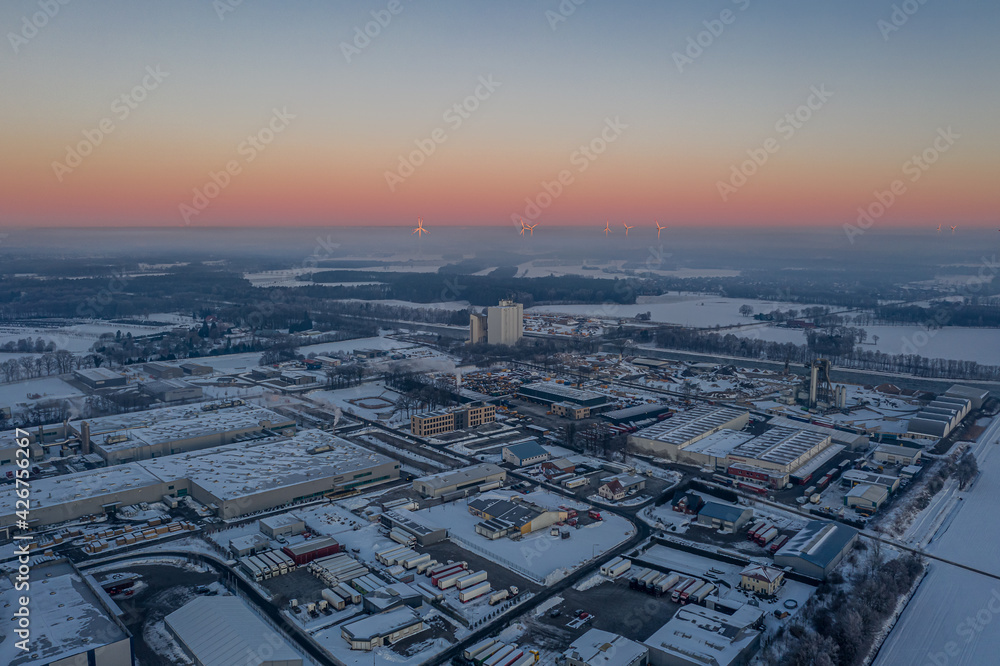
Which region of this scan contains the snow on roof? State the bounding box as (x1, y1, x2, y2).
(74, 367, 123, 381)
(503, 441, 550, 460)
(740, 564, 784, 584)
(0, 462, 163, 515)
(846, 484, 887, 503)
(562, 629, 648, 666)
(775, 520, 858, 569)
(643, 604, 762, 666)
(340, 606, 422, 641)
(415, 463, 505, 491)
(632, 406, 748, 446)
(729, 427, 831, 467)
(260, 512, 303, 529)
(680, 429, 755, 457)
(0, 562, 127, 666)
(75, 402, 293, 452)
(165, 596, 302, 666)
(139, 430, 395, 502)
(698, 501, 749, 524)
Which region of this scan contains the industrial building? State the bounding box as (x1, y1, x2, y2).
(597, 474, 646, 500)
(180, 362, 213, 376)
(643, 605, 763, 666)
(518, 382, 612, 411)
(907, 392, 972, 438)
(165, 596, 302, 666)
(73, 401, 296, 464)
(74, 367, 128, 389)
(628, 406, 750, 460)
(141, 378, 204, 403)
(873, 443, 922, 466)
(144, 361, 185, 379)
(502, 441, 551, 466)
(0, 560, 133, 666)
(340, 606, 425, 650)
(739, 565, 784, 596)
(379, 509, 448, 546)
(945, 384, 988, 410)
(259, 512, 305, 538)
(412, 463, 506, 498)
(726, 427, 833, 488)
(696, 501, 753, 533)
(410, 401, 496, 437)
(552, 401, 592, 419)
(764, 415, 869, 450)
(845, 484, 888, 513)
(469, 496, 567, 539)
(0, 430, 399, 532)
(773, 520, 859, 579)
(362, 582, 423, 613)
(841, 470, 900, 493)
(600, 403, 672, 426)
(487, 299, 524, 346)
(558, 629, 649, 666)
(469, 312, 487, 344)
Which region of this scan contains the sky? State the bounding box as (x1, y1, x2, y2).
(1, 0, 998, 229)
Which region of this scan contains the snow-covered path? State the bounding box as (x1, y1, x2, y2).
(874, 415, 1000, 666)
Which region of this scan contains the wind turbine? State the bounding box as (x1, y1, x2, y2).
(519, 219, 527, 236)
(525, 222, 537, 236)
(623, 222, 634, 237)
(655, 221, 667, 239)
(936, 224, 942, 233)
(412, 218, 429, 237)
(604, 221, 612, 237)
(950, 225, 957, 234)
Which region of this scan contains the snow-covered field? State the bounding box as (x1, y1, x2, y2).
(529, 293, 826, 329)
(874, 416, 1000, 666)
(0, 375, 83, 407)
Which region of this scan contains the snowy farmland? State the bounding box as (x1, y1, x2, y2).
(874, 416, 1000, 666)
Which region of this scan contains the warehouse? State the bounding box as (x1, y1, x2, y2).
(362, 582, 423, 613)
(165, 596, 302, 666)
(144, 361, 185, 379)
(469, 496, 567, 539)
(74, 401, 296, 464)
(628, 406, 750, 460)
(739, 565, 784, 596)
(141, 378, 204, 403)
(74, 367, 128, 389)
(773, 520, 858, 579)
(765, 415, 870, 451)
(841, 470, 900, 493)
(643, 605, 763, 666)
(2, 430, 399, 531)
(412, 463, 506, 498)
(673, 429, 755, 469)
(696, 501, 753, 533)
(379, 510, 448, 546)
(945, 384, 988, 410)
(140, 430, 399, 519)
(844, 483, 888, 513)
(726, 427, 832, 476)
(0, 561, 133, 666)
(907, 395, 971, 438)
(559, 629, 648, 666)
(181, 362, 213, 376)
(600, 403, 672, 426)
(340, 606, 425, 651)
(260, 512, 305, 538)
(518, 382, 612, 410)
(502, 441, 551, 466)
(873, 443, 922, 466)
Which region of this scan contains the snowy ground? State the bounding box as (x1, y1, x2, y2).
(406, 490, 635, 584)
(874, 415, 1000, 666)
(0, 375, 84, 410)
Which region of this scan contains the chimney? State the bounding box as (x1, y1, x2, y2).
(81, 421, 91, 455)
(63, 418, 69, 440)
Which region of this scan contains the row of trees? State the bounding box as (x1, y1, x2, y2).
(0, 350, 100, 383)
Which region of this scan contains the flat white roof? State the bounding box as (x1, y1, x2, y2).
(682, 429, 755, 457)
(165, 596, 301, 666)
(563, 629, 648, 666)
(415, 463, 505, 491)
(644, 605, 762, 666)
(729, 427, 831, 467)
(632, 406, 748, 446)
(0, 462, 163, 514)
(140, 430, 395, 502)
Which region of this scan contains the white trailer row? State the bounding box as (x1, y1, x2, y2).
(307, 553, 369, 587)
(459, 581, 492, 603)
(321, 588, 346, 611)
(242, 549, 295, 580)
(456, 570, 489, 590)
(600, 556, 632, 577)
(389, 528, 416, 546)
